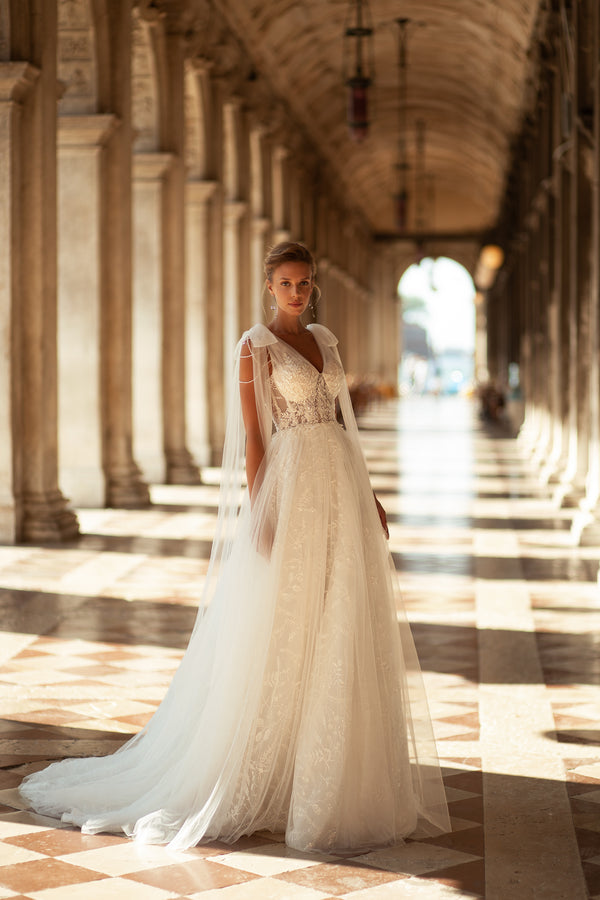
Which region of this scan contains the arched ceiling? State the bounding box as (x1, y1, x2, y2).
(213, 0, 543, 239)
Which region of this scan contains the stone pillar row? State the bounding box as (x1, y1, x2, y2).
(486, 0, 600, 549)
(0, 0, 401, 542)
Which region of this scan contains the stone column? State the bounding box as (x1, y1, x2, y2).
(250, 216, 270, 324)
(248, 125, 271, 324)
(206, 179, 226, 462)
(0, 34, 79, 540)
(578, 0, 600, 544)
(185, 179, 217, 468)
(223, 200, 248, 402)
(101, 2, 149, 508)
(317, 257, 330, 327)
(548, 163, 573, 487)
(272, 145, 291, 245)
(160, 31, 201, 485)
(560, 2, 592, 508)
(0, 63, 40, 541)
(563, 141, 593, 507)
(132, 152, 174, 484)
(541, 65, 565, 482)
(57, 115, 118, 507)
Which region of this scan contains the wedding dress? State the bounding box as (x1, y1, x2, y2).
(20, 323, 450, 853)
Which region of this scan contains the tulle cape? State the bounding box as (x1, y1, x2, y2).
(20, 322, 450, 850)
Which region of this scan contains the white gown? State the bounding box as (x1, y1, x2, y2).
(20, 323, 450, 853)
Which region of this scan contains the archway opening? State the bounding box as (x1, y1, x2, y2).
(398, 257, 476, 397)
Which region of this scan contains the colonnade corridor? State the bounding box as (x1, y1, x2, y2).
(0, 395, 597, 900)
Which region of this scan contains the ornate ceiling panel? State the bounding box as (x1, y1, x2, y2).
(212, 0, 543, 237)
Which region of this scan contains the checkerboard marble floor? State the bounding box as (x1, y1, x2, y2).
(0, 395, 598, 899)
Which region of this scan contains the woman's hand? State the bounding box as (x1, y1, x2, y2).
(374, 493, 389, 539)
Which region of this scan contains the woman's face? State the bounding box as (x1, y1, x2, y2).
(268, 262, 313, 318)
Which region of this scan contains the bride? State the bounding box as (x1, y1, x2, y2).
(20, 241, 450, 853)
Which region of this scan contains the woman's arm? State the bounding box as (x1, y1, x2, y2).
(373, 492, 389, 539)
(239, 340, 265, 500)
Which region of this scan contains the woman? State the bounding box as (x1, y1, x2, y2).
(20, 242, 449, 853)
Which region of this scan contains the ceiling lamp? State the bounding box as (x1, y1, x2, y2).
(474, 244, 505, 290)
(344, 0, 374, 142)
(394, 18, 411, 232)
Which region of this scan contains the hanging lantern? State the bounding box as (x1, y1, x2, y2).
(394, 18, 410, 233)
(394, 188, 408, 232)
(344, 0, 374, 142)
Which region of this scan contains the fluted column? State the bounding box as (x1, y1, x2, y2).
(132, 152, 174, 483)
(185, 179, 217, 467)
(0, 33, 79, 540)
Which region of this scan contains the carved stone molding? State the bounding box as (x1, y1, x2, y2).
(0, 62, 40, 103)
(22, 490, 79, 543)
(186, 178, 218, 205)
(223, 199, 248, 224)
(251, 216, 271, 236)
(133, 151, 174, 180)
(57, 113, 119, 149)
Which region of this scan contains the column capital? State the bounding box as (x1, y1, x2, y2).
(186, 179, 218, 206)
(186, 56, 214, 76)
(133, 151, 175, 181)
(251, 216, 271, 236)
(224, 199, 248, 223)
(0, 62, 40, 104)
(58, 114, 120, 150)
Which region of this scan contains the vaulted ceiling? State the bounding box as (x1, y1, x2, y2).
(214, 0, 543, 239)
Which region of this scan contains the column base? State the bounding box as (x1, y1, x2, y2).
(578, 515, 600, 547)
(560, 483, 587, 509)
(106, 464, 151, 508)
(210, 445, 224, 468)
(21, 490, 80, 543)
(166, 448, 201, 485)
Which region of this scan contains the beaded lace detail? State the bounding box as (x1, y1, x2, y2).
(269, 344, 342, 431)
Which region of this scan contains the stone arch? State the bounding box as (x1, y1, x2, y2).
(57, 0, 97, 114)
(131, 7, 160, 152)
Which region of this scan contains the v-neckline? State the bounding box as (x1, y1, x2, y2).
(270, 325, 324, 374)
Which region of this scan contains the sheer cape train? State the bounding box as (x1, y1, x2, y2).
(20, 323, 450, 853)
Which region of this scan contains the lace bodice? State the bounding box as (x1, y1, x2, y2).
(269, 339, 344, 431)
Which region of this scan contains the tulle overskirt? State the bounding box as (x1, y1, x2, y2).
(20, 420, 449, 852)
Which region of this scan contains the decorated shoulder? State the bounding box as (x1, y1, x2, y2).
(309, 323, 339, 346)
(240, 323, 277, 348)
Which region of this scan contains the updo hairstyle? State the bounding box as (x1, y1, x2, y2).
(263, 241, 317, 284)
